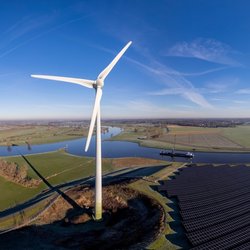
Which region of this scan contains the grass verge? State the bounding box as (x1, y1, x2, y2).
(128, 162, 185, 250)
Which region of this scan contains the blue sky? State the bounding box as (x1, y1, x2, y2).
(1, 0, 250, 119)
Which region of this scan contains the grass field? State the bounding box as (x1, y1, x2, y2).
(0, 176, 42, 211)
(6, 152, 95, 182)
(0, 125, 87, 146)
(110, 124, 250, 152)
(222, 126, 250, 147)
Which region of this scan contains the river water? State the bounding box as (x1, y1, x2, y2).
(1, 127, 250, 164)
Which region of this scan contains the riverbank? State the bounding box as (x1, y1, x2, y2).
(2, 123, 250, 153)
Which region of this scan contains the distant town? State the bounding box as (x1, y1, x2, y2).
(0, 118, 250, 128)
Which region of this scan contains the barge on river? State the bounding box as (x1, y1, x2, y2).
(160, 150, 194, 158)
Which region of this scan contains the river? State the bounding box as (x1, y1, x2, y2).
(1, 127, 250, 164)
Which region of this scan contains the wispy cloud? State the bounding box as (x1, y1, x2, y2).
(179, 66, 229, 76)
(233, 100, 249, 104)
(0, 14, 88, 59)
(0, 14, 56, 59)
(201, 77, 239, 94)
(129, 56, 213, 108)
(166, 38, 241, 66)
(236, 88, 250, 94)
(125, 53, 212, 108)
(211, 98, 225, 101)
(4, 16, 30, 34)
(205, 85, 227, 94)
(149, 87, 212, 108)
(4, 14, 56, 41)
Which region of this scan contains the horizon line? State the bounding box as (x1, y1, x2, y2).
(0, 117, 250, 122)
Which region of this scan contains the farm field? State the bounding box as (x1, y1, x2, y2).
(110, 124, 250, 152)
(0, 125, 87, 146)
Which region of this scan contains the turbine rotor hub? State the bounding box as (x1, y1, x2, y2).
(95, 78, 104, 88)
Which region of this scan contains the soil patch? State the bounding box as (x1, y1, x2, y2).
(0, 183, 165, 249)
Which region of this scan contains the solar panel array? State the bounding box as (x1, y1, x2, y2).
(158, 164, 250, 249)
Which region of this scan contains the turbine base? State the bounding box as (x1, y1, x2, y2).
(94, 201, 102, 221)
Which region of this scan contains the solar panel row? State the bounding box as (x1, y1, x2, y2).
(179, 186, 250, 210)
(166, 173, 250, 196)
(180, 195, 250, 220)
(233, 241, 250, 250)
(171, 174, 250, 185)
(183, 203, 250, 232)
(190, 225, 249, 250)
(167, 167, 249, 180)
(177, 179, 250, 202)
(168, 173, 250, 190)
(187, 212, 250, 245)
(174, 170, 250, 183)
(174, 165, 249, 179)
(165, 173, 250, 191)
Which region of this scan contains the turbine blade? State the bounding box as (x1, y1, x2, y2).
(31, 75, 94, 88)
(85, 88, 102, 151)
(98, 41, 132, 81)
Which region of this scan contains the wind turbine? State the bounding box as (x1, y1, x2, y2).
(31, 41, 132, 220)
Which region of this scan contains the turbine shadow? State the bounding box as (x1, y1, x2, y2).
(20, 154, 88, 213)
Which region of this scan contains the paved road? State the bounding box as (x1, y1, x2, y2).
(0, 164, 166, 219)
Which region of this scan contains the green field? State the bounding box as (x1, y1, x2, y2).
(110, 124, 250, 152)
(0, 152, 94, 211)
(222, 126, 250, 147)
(0, 125, 87, 146)
(7, 152, 95, 182)
(0, 176, 42, 211)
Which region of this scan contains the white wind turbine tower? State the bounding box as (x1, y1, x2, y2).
(31, 41, 132, 220)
